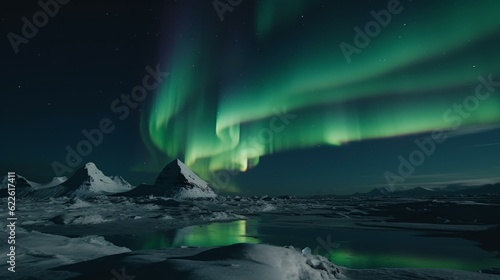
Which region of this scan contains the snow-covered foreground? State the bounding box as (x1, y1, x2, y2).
(0, 225, 130, 277)
(3, 242, 499, 280)
(1, 195, 499, 279)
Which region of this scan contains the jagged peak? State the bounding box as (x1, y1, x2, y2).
(154, 158, 217, 199)
(166, 158, 186, 167)
(84, 162, 99, 170)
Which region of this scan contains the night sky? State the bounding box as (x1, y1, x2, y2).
(2, 0, 500, 195)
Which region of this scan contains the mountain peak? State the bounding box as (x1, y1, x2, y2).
(63, 162, 133, 197)
(166, 158, 185, 167)
(154, 159, 217, 199)
(83, 162, 101, 173)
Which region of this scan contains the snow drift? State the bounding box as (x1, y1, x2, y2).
(16, 243, 499, 280)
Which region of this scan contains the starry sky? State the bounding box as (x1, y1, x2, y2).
(2, 0, 500, 195)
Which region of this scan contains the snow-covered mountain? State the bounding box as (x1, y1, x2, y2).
(1, 175, 67, 190)
(0, 174, 67, 198)
(354, 186, 437, 197)
(366, 187, 393, 196)
(352, 185, 500, 197)
(155, 159, 217, 199)
(61, 162, 134, 198)
(400, 186, 435, 196)
(26, 176, 68, 190)
(351, 187, 393, 197)
(2, 160, 216, 199)
(122, 159, 217, 199)
(0, 174, 32, 189)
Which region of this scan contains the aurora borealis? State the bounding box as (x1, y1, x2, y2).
(4, 2, 500, 278)
(2, 0, 500, 194)
(142, 0, 500, 191)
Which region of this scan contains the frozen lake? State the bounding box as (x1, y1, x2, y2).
(4, 195, 500, 278)
(104, 214, 500, 272)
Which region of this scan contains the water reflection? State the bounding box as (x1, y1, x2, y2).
(172, 220, 259, 247)
(328, 249, 499, 271)
(141, 232, 172, 250)
(132, 220, 258, 250)
(106, 219, 499, 272)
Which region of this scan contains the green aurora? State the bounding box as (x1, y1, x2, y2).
(136, 220, 498, 271)
(142, 0, 500, 190)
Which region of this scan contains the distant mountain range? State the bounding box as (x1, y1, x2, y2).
(0, 163, 132, 199)
(2, 161, 498, 199)
(0, 159, 217, 200)
(352, 183, 500, 197)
